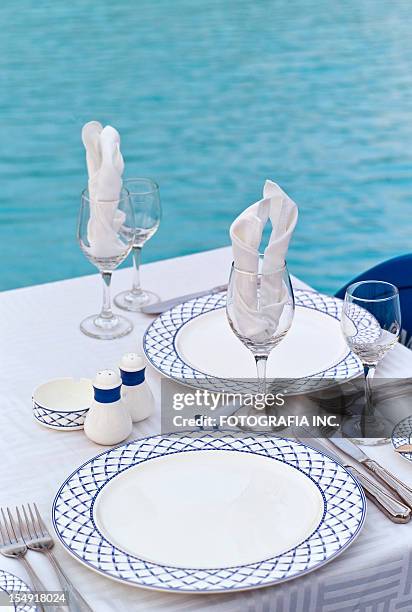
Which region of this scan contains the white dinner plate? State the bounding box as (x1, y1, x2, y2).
(52, 433, 366, 594)
(0, 570, 36, 612)
(143, 289, 362, 393)
(392, 416, 412, 463)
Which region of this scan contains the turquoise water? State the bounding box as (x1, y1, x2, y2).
(1, 0, 412, 293)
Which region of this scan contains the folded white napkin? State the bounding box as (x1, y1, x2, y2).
(81, 122, 126, 258)
(229, 180, 298, 344)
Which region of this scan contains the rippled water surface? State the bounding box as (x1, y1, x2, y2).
(1, 0, 412, 292)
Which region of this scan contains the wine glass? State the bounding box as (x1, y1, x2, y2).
(114, 178, 161, 311)
(341, 280, 401, 445)
(226, 257, 295, 400)
(77, 187, 135, 339)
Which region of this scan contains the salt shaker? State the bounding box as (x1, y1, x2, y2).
(84, 369, 132, 445)
(119, 353, 154, 423)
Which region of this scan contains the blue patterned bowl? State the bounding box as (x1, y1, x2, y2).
(33, 377, 93, 431)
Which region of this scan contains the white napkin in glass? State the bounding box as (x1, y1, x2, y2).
(229, 180, 298, 343)
(81, 122, 126, 258)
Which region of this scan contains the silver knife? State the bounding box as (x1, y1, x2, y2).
(329, 437, 412, 510)
(303, 437, 411, 523)
(141, 284, 227, 315)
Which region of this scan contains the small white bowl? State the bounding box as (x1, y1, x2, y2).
(33, 377, 93, 431)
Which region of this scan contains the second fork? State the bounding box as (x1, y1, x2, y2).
(17, 503, 93, 612)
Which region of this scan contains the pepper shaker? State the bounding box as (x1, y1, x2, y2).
(119, 353, 154, 423)
(84, 369, 132, 445)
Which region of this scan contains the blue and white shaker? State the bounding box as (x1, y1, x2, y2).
(119, 353, 154, 423)
(84, 370, 132, 445)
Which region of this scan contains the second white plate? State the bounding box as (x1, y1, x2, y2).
(143, 289, 362, 392)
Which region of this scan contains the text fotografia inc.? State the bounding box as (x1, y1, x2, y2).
(172, 414, 340, 429)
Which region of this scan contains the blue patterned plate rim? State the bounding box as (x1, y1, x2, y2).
(142, 288, 363, 393)
(392, 415, 412, 463)
(0, 569, 37, 612)
(52, 432, 366, 594)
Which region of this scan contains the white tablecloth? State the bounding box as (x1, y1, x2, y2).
(1, 247, 412, 612)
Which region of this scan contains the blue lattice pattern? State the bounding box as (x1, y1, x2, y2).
(392, 416, 412, 463)
(33, 402, 88, 430)
(143, 289, 362, 394)
(52, 433, 365, 593)
(0, 570, 37, 611)
(342, 301, 383, 345)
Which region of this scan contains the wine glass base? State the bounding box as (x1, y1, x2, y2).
(80, 314, 133, 340)
(350, 436, 391, 446)
(341, 415, 392, 446)
(114, 289, 160, 312)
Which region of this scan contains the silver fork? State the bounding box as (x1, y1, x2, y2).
(0, 506, 46, 612)
(18, 503, 93, 612)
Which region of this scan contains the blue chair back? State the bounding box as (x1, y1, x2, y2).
(335, 254, 412, 348)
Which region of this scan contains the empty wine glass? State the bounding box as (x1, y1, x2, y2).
(114, 178, 161, 311)
(226, 257, 295, 400)
(341, 280, 401, 445)
(77, 187, 135, 339)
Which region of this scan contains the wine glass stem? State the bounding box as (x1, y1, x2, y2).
(255, 355, 268, 397)
(101, 271, 114, 320)
(132, 246, 143, 296)
(364, 364, 376, 417)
